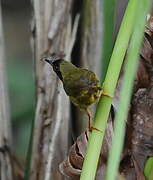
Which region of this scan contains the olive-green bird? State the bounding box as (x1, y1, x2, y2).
(43, 55, 109, 131)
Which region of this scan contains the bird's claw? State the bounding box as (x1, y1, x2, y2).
(101, 92, 113, 98)
(89, 126, 102, 132)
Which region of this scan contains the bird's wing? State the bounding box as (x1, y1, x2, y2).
(63, 68, 99, 97)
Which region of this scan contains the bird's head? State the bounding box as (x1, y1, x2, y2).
(42, 56, 62, 65)
(42, 55, 64, 81)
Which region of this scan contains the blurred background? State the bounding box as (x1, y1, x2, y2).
(2, 0, 34, 158)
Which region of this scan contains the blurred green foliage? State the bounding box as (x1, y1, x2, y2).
(2, 0, 33, 158)
(7, 62, 34, 122)
(7, 60, 34, 157)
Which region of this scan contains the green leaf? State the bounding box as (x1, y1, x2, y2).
(144, 157, 153, 180)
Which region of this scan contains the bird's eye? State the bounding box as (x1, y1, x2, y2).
(54, 65, 59, 71)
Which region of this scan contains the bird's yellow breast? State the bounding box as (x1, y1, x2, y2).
(69, 86, 102, 110)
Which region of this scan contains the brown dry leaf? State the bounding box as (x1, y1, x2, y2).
(132, 156, 145, 180)
(120, 16, 153, 179)
(135, 57, 150, 91)
(131, 87, 153, 170)
(59, 114, 114, 179)
(130, 16, 153, 176)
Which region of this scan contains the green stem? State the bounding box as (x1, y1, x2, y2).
(80, 0, 139, 179)
(105, 0, 151, 180)
(101, 0, 116, 81)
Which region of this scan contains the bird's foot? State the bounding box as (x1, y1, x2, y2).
(101, 91, 113, 98)
(86, 109, 102, 132)
(89, 125, 102, 132)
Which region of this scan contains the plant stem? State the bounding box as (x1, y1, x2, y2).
(105, 0, 151, 180)
(80, 0, 139, 179)
(101, 0, 116, 81)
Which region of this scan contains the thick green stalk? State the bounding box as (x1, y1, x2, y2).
(80, 0, 138, 179)
(101, 0, 116, 81)
(105, 0, 151, 180)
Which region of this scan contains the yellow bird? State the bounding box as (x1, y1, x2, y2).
(44, 55, 110, 131)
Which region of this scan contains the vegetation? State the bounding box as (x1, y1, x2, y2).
(1, 0, 153, 180)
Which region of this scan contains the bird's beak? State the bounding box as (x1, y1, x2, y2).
(42, 57, 54, 65)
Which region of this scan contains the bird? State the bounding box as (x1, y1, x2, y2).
(43, 54, 110, 131)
